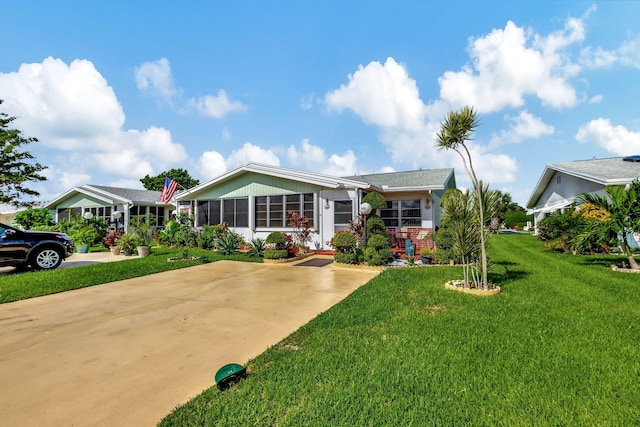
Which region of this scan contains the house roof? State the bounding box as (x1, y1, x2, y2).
(44, 185, 167, 209)
(177, 163, 372, 199)
(345, 168, 455, 192)
(527, 157, 640, 208)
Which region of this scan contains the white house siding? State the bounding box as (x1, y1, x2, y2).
(532, 171, 605, 226)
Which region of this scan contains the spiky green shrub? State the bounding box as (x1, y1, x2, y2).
(217, 233, 239, 255)
(248, 238, 266, 258)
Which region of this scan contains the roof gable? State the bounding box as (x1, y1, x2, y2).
(527, 157, 640, 208)
(177, 163, 371, 199)
(44, 185, 165, 209)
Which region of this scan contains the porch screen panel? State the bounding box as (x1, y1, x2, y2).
(197, 200, 209, 226)
(235, 198, 248, 227)
(222, 199, 234, 225)
(211, 200, 221, 225)
(334, 200, 352, 232)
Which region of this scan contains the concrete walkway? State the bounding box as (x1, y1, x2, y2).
(0, 258, 380, 426)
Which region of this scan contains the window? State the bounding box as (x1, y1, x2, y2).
(57, 207, 81, 221)
(381, 201, 399, 227)
(148, 206, 165, 226)
(85, 206, 112, 221)
(334, 200, 352, 232)
(197, 200, 221, 226)
(381, 199, 421, 227)
(254, 193, 314, 228)
(197, 198, 247, 227)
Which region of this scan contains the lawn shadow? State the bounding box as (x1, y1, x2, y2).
(578, 255, 629, 268)
(489, 260, 530, 286)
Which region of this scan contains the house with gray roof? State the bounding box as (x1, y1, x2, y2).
(44, 185, 174, 231)
(176, 163, 456, 249)
(526, 156, 640, 233)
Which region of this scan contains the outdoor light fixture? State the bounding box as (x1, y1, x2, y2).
(111, 210, 122, 230)
(325, 199, 330, 209)
(359, 202, 372, 216)
(83, 211, 94, 220)
(360, 202, 372, 248)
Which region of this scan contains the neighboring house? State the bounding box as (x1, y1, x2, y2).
(44, 185, 175, 231)
(175, 163, 456, 249)
(527, 156, 640, 234)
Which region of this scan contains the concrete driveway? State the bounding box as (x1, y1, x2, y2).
(0, 258, 380, 426)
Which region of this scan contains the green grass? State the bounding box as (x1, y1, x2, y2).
(0, 247, 261, 303)
(159, 234, 640, 426)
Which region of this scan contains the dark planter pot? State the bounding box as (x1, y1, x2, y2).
(421, 256, 433, 264)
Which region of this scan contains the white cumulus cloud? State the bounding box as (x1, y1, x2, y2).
(490, 110, 554, 146)
(135, 58, 247, 119)
(134, 57, 178, 101)
(197, 143, 280, 180)
(287, 139, 358, 176)
(325, 57, 427, 131)
(438, 18, 582, 112)
(188, 90, 247, 119)
(0, 57, 189, 190)
(576, 118, 640, 155)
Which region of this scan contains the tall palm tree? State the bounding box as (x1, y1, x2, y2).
(576, 180, 640, 270)
(436, 106, 490, 289)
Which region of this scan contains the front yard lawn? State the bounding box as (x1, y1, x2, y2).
(160, 234, 640, 426)
(0, 247, 261, 303)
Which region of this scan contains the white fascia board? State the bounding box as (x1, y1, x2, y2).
(82, 185, 131, 203)
(44, 186, 116, 209)
(177, 162, 370, 200)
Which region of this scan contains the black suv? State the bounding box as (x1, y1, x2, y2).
(0, 223, 75, 270)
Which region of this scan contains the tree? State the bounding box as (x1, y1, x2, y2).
(13, 208, 54, 230)
(576, 181, 640, 269)
(0, 100, 47, 208)
(436, 106, 490, 290)
(140, 168, 199, 191)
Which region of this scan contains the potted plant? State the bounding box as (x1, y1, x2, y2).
(103, 230, 123, 255)
(116, 232, 138, 256)
(71, 227, 98, 254)
(420, 246, 435, 264)
(129, 214, 155, 257)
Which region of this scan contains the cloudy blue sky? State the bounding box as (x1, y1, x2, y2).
(1, 1, 639, 209)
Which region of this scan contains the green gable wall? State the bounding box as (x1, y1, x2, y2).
(56, 193, 111, 208)
(192, 172, 323, 199)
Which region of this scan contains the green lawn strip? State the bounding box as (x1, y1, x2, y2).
(0, 247, 262, 303)
(160, 234, 640, 426)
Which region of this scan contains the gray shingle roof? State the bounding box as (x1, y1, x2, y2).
(89, 185, 163, 204)
(550, 157, 640, 183)
(344, 168, 454, 190)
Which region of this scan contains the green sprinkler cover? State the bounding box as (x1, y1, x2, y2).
(215, 363, 247, 390)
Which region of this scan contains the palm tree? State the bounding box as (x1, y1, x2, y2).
(576, 180, 640, 270)
(436, 106, 490, 290)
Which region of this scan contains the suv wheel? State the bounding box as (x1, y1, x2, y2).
(31, 247, 63, 270)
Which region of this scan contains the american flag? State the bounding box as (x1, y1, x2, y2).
(159, 176, 179, 204)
